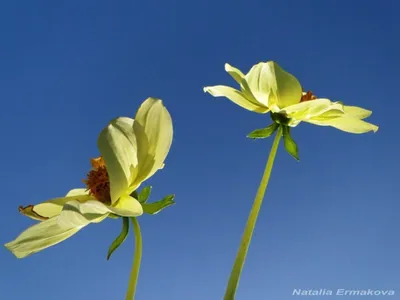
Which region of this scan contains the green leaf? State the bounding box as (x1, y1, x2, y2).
(142, 195, 175, 215)
(107, 217, 130, 260)
(282, 126, 299, 161)
(247, 123, 279, 139)
(138, 186, 152, 203)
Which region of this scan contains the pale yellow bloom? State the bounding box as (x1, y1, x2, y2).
(204, 62, 378, 134)
(5, 97, 173, 258)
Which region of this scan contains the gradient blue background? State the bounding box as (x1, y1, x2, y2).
(1, 0, 398, 299)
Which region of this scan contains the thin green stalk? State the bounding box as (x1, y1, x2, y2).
(224, 126, 283, 300)
(125, 217, 143, 300)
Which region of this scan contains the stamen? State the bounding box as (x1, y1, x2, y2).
(83, 156, 111, 205)
(91, 156, 106, 169)
(300, 91, 317, 102)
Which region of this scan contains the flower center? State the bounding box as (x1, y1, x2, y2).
(83, 156, 111, 205)
(300, 91, 317, 102)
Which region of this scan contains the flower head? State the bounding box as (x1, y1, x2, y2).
(5, 97, 173, 258)
(204, 61, 378, 134)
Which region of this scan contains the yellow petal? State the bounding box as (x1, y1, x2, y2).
(4, 217, 81, 258)
(98, 117, 139, 204)
(132, 98, 173, 184)
(19, 190, 95, 221)
(5, 198, 117, 258)
(323, 117, 378, 133)
(307, 116, 379, 133)
(65, 188, 90, 197)
(58, 200, 112, 228)
(203, 85, 269, 113)
(58, 198, 142, 228)
(5, 193, 140, 259)
(111, 195, 143, 217)
(18, 206, 49, 221)
(225, 63, 245, 84)
(244, 61, 302, 108)
(343, 105, 372, 119)
(283, 99, 343, 120)
(239, 79, 272, 108)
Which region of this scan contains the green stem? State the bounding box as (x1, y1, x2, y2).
(224, 126, 283, 300)
(125, 217, 143, 300)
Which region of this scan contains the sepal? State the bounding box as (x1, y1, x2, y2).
(282, 126, 299, 161)
(138, 186, 152, 203)
(247, 123, 279, 139)
(142, 195, 175, 215)
(106, 217, 130, 260)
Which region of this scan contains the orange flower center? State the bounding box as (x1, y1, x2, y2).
(83, 157, 111, 205)
(300, 91, 317, 102)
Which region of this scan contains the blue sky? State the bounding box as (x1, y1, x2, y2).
(1, 0, 399, 299)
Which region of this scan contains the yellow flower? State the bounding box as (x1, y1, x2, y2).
(5, 97, 173, 258)
(204, 62, 378, 134)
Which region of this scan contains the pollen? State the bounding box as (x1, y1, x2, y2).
(83, 156, 111, 205)
(300, 91, 317, 102)
(90, 156, 106, 169)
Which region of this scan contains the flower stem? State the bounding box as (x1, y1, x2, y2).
(125, 217, 142, 300)
(224, 126, 283, 300)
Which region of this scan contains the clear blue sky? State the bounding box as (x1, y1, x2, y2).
(1, 0, 399, 299)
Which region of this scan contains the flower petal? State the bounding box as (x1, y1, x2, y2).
(244, 61, 302, 108)
(282, 99, 343, 120)
(225, 63, 245, 84)
(58, 200, 112, 228)
(203, 85, 269, 113)
(132, 98, 174, 184)
(343, 105, 372, 119)
(239, 79, 272, 108)
(58, 198, 142, 228)
(5, 195, 139, 259)
(65, 188, 90, 197)
(110, 195, 143, 217)
(4, 217, 81, 258)
(98, 117, 139, 204)
(19, 190, 96, 221)
(309, 116, 379, 134)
